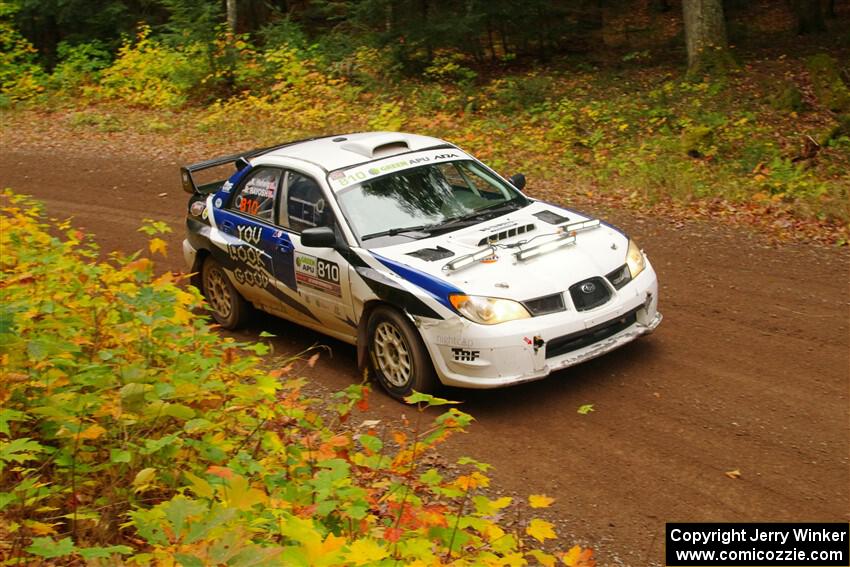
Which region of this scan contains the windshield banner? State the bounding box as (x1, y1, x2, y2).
(327, 148, 471, 191)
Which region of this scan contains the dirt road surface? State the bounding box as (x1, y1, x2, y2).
(2, 147, 848, 566)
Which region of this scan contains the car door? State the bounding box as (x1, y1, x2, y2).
(277, 169, 357, 336)
(212, 167, 282, 306)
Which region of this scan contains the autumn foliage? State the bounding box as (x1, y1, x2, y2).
(0, 191, 594, 565)
(2, 0, 849, 244)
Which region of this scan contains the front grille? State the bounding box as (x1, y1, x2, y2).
(545, 307, 639, 359)
(523, 293, 566, 316)
(477, 223, 535, 246)
(569, 277, 611, 311)
(605, 264, 631, 290)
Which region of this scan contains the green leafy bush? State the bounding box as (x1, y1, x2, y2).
(0, 191, 591, 565)
(98, 26, 207, 108)
(0, 1, 47, 103)
(49, 41, 113, 94)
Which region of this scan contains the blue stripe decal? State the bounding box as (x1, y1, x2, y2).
(371, 253, 462, 311)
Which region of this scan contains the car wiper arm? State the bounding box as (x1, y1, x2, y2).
(441, 199, 527, 227)
(361, 223, 439, 241)
(360, 201, 527, 241)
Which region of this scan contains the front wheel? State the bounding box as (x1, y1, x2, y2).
(367, 306, 437, 400)
(202, 256, 250, 329)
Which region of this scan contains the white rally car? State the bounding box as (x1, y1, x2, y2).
(182, 132, 661, 399)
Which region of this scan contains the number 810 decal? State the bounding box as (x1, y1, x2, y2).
(294, 252, 341, 297)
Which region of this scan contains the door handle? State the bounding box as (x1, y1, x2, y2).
(277, 239, 294, 253)
(220, 220, 235, 233)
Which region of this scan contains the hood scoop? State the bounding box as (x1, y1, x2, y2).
(406, 246, 454, 262)
(477, 223, 535, 246)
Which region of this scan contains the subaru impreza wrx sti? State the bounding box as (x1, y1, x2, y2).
(181, 132, 661, 399)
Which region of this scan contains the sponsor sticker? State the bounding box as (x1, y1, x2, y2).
(214, 197, 223, 208)
(452, 348, 481, 362)
(328, 148, 469, 190)
(295, 252, 341, 296)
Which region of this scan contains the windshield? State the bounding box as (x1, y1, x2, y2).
(335, 159, 528, 245)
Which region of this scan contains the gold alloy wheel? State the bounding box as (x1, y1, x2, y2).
(372, 321, 413, 388)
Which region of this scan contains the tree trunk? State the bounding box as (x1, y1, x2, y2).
(682, 0, 731, 75)
(790, 0, 826, 33)
(226, 0, 238, 33)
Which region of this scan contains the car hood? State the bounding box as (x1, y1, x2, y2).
(368, 201, 631, 302)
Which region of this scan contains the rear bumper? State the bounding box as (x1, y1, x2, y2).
(418, 264, 661, 389)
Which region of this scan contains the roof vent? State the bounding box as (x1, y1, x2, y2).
(341, 133, 411, 158)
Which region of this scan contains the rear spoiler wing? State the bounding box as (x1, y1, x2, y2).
(179, 136, 325, 194)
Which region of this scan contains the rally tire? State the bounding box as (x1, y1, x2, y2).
(202, 256, 250, 329)
(367, 306, 437, 400)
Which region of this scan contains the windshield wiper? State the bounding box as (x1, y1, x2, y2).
(440, 199, 528, 228)
(361, 223, 440, 241)
(360, 200, 528, 242)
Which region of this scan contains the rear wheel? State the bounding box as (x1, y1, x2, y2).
(368, 306, 437, 400)
(202, 256, 250, 329)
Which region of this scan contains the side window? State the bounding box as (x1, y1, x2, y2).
(435, 162, 467, 190)
(457, 162, 505, 199)
(229, 168, 281, 222)
(285, 172, 333, 232)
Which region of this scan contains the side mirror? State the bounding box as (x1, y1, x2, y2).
(301, 226, 336, 248)
(509, 173, 526, 190)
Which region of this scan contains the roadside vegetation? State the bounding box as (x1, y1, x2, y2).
(1, 1, 848, 245)
(0, 191, 594, 565)
(0, 1, 847, 563)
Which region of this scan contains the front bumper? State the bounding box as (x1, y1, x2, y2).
(417, 264, 661, 389)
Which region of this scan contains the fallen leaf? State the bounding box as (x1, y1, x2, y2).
(528, 549, 557, 567)
(529, 494, 555, 508)
(577, 404, 595, 415)
(149, 238, 167, 257)
(526, 518, 556, 542)
(563, 545, 596, 567)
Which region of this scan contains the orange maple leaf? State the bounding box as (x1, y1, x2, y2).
(562, 545, 596, 567)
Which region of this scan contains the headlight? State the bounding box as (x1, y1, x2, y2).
(449, 294, 531, 325)
(626, 239, 646, 278)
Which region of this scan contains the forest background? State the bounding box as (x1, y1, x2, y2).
(2, 0, 849, 244)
